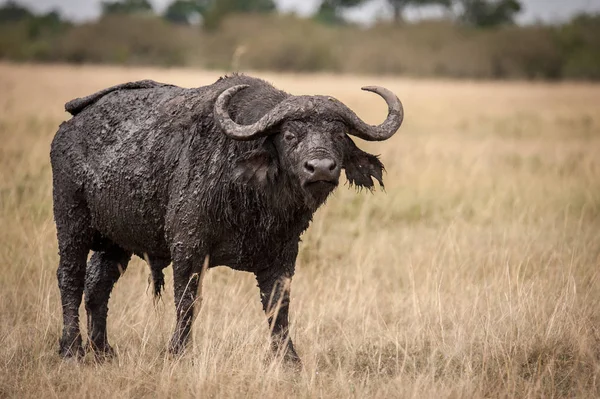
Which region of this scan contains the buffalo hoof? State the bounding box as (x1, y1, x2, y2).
(272, 341, 302, 367)
(86, 341, 116, 362)
(283, 354, 302, 371)
(58, 334, 85, 359)
(284, 350, 301, 364)
(168, 339, 187, 358)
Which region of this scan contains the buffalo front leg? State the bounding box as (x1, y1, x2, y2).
(168, 254, 207, 355)
(84, 248, 131, 359)
(256, 269, 300, 363)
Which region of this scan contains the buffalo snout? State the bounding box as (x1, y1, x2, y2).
(303, 158, 340, 185)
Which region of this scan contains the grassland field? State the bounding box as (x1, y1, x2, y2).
(0, 63, 599, 398)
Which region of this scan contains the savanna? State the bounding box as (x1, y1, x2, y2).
(0, 63, 599, 398)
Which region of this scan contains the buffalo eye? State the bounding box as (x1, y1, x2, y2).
(284, 131, 296, 142)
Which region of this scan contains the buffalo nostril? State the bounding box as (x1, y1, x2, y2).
(328, 160, 337, 171)
(304, 161, 315, 173)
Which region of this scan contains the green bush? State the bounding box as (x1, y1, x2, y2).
(489, 26, 563, 79)
(53, 15, 187, 66)
(0, 12, 68, 62)
(216, 15, 338, 72)
(558, 14, 600, 80)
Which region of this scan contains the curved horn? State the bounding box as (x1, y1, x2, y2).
(214, 85, 304, 141)
(215, 84, 403, 142)
(339, 86, 404, 141)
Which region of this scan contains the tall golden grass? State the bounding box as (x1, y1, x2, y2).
(0, 63, 599, 398)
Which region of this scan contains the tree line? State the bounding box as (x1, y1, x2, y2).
(0, 0, 524, 29)
(109, 0, 524, 28)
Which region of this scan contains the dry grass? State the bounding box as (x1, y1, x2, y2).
(1, 63, 599, 398)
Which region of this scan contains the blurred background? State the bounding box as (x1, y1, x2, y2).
(1, 0, 599, 80)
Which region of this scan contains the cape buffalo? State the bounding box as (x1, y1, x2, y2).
(51, 74, 403, 363)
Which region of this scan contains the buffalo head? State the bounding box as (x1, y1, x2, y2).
(214, 85, 404, 207)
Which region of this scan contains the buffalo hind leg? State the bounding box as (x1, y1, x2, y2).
(256, 270, 300, 364)
(84, 247, 132, 359)
(55, 201, 92, 359)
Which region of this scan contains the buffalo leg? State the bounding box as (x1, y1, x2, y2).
(256, 270, 300, 363)
(169, 257, 202, 355)
(55, 197, 92, 358)
(84, 247, 131, 358)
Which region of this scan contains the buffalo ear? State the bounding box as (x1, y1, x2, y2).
(343, 136, 385, 190)
(234, 146, 278, 185)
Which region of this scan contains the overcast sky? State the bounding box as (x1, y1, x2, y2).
(3, 0, 600, 24)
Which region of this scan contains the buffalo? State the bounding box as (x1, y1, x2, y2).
(51, 74, 403, 363)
